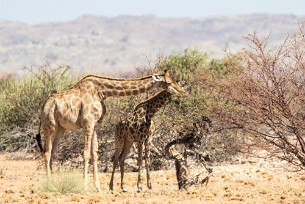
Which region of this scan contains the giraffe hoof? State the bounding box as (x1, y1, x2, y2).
(122, 188, 128, 193)
(95, 186, 102, 193)
(147, 183, 152, 189)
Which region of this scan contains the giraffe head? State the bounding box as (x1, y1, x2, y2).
(152, 70, 185, 94)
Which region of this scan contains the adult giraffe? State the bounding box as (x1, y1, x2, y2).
(36, 70, 183, 192)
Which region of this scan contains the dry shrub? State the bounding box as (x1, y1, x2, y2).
(221, 26, 305, 168)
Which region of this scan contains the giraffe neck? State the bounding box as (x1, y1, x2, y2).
(78, 74, 163, 98)
(135, 90, 171, 120)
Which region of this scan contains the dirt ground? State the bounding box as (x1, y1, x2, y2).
(0, 153, 304, 204)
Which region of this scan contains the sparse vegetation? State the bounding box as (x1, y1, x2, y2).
(39, 169, 92, 194)
(1, 154, 301, 203)
(0, 64, 77, 151)
(0, 16, 304, 204)
(0, 64, 76, 130)
(0, 24, 304, 204)
(220, 28, 305, 168)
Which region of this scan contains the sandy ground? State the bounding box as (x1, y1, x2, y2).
(0, 153, 304, 204)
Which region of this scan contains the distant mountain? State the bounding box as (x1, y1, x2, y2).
(0, 14, 302, 75)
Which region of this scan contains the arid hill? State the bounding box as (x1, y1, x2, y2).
(0, 14, 302, 75)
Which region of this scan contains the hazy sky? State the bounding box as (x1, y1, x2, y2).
(1, 0, 305, 24)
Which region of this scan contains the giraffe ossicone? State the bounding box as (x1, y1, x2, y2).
(35, 70, 184, 192)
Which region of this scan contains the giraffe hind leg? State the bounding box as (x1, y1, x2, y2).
(41, 123, 58, 179)
(50, 127, 65, 172)
(109, 130, 125, 191)
(83, 123, 96, 190)
(42, 125, 65, 182)
(109, 148, 121, 191)
(119, 142, 133, 192)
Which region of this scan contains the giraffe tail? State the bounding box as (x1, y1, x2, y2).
(36, 133, 43, 152)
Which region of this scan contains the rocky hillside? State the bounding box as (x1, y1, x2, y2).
(0, 14, 302, 75)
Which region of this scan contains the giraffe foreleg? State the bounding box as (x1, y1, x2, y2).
(83, 123, 94, 190)
(91, 130, 101, 192)
(144, 137, 152, 189)
(137, 142, 144, 192)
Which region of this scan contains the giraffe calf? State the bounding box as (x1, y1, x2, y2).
(110, 119, 155, 192)
(109, 88, 184, 192)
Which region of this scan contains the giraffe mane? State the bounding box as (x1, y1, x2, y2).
(66, 73, 166, 90)
(77, 73, 165, 82)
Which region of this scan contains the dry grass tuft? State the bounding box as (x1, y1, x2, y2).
(39, 169, 93, 194)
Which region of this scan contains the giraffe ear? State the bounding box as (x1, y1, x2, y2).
(164, 70, 173, 83)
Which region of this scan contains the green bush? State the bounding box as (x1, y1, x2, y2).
(0, 64, 77, 151)
(0, 65, 76, 130)
(151, 49, 243, 164)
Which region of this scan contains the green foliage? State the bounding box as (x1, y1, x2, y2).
(162, 48, 209, 81)
(151, 49, 243, 163)
(156, 49, 209, 117)
(0, 49, 243, 166)
(0, 65, 76, 130)
(155, 49, 240, 121)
